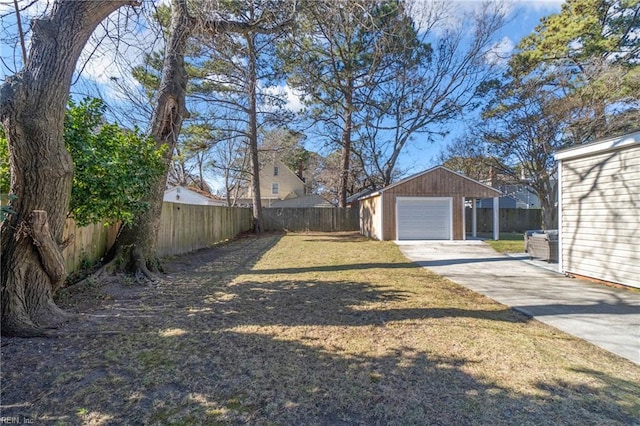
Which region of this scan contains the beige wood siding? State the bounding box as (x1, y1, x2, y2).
(380, 167, 500, 240)
(560, 145, 639, 287)
(360, 194, 383, 240)
(255, 159, 305, 201)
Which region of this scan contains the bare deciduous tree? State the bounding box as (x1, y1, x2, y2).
(356, 1, 507, 187)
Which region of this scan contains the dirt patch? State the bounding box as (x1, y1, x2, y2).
(1, 232, 639, 425)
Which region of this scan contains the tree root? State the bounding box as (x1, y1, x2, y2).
(1, 318, 54, 338)
(66, 244, 161, 288)
(33, 301, 77, 327)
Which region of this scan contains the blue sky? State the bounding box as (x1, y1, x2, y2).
(0, 0, 565, 190)
(396, 1, 565, 176)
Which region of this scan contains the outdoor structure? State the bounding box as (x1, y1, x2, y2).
(555, 130, 640, 288)
(164, 186, 227, 206)
(359, 166, 501, 240)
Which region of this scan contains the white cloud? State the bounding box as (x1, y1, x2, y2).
(406, 0, 564, 34)
(485, 36, 515, 66)
(1, 1, 161, 97)
(406, 0, 466, 35)
(281, 85, 307, 113)
(0, 0, 54, 77)
(0, 0, 51, 16)
(76, 6, 164, 101)
(263, 84, 306, 113)
(512, 0, 565, 13)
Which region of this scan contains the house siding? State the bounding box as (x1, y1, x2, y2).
(361, 167, 500, 241)
(164, 187, 226, 206)
(559, 143, 639, 288)
(253, 159, 305, 203)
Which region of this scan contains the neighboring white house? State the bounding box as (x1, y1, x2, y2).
(555, 130, 639, 288)
(164, 186, 227, 206)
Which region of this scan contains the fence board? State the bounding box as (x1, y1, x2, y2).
(262, 208, 359, 232)
(465, 208, 542, 233)
(155, 203, 253, 257)
(62, 220, 118, 273)
(61, 202, 253, 273)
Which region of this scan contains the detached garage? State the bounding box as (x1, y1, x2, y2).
(359, 166, 501, 241)
(555, 131, 640, 288)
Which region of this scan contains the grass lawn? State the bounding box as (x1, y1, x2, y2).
(481, 232, 526, 253)
(2, 232, 638, 424)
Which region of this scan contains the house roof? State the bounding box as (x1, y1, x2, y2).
(165, 185, 225, 202)
(358, 165, 501, 200)
(346, 188, 376, 204)
(555, 130, 640, 161)
(267, 194, 335, 208)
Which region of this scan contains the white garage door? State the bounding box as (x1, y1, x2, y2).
(396, 197, 452, 240)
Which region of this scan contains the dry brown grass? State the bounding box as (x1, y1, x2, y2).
(1, 232, 639, 425)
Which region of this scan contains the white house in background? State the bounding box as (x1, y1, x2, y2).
(555, 130, 640, 289)
(164, 186, 227, 206)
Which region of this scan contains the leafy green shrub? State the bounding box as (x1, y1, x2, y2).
(0, 98, 165, 226)
(65, 98, 165, 226)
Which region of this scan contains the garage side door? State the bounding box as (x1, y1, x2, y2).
(396, 197, 452, 240)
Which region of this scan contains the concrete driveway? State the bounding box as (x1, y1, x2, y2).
(396, 240, 640, 365)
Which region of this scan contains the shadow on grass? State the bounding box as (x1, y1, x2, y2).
(2, 233, 639, 424)
(248, 262, 419, 275)
(301, 236, 371, 243)
(196, 279, 526, 327)
(4, 328, 636, 424)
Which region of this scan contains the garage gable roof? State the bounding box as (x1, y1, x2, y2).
(359, 165, 501, 200)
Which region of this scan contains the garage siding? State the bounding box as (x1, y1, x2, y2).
(381, 168, 500, 240)
(560, 145, 639, 287)
(358, 166, 501, 241)
(360, 194, 383, 240)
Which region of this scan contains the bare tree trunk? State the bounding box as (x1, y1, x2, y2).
(0, 0, 136, 337)
(338, 87, 354, 208)
(102, 0, 191, 279)
(247, 33, 263, 232)
(539, 178, 558, 230)
(538, 188, 556, 231)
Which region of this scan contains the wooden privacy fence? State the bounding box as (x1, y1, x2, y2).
(62, 202, 253, 273)
(466, 208, 542, 233)
(156, 203, 252, 257)
(262, 207, 359, 232)
(62, 220, 120, 274)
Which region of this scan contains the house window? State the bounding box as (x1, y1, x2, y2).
(274, 166, 279, 176)
(272, 183, 279, 195)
